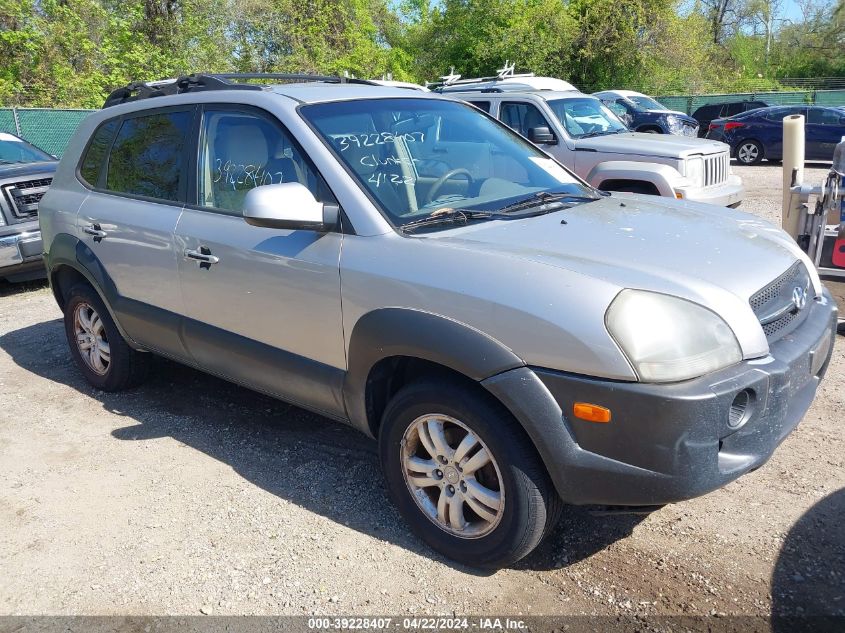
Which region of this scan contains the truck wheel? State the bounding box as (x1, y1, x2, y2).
(736, 140, 763, 165)
(63, 283, 150, 391)
(379, 378, 561, 568)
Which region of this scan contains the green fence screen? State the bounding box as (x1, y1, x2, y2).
(655, 89, 845, 115)
(0, 108, 93, 157)
(2, 90, 845, 157)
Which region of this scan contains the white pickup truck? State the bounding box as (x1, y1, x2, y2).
(441, 85, 744, 207)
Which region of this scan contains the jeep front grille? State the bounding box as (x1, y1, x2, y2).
(2, 177, 52, 219)
(703, 153, 729, 187)
(749, 261, 812, 341)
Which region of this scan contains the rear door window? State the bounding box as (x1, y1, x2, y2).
(105, 110, 192, 202)
(467, 101, 491, 113)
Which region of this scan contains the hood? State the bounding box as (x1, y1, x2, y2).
(0, 160, 58, 179)
(649, 108, 691, 119)
(426, 194, 811, 357)
(575, 132, 728, 159)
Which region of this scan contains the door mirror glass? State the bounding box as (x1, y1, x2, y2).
(243, 182, 337, 231)
(527, 126, 557, 145)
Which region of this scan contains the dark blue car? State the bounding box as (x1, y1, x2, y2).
(592, 90, 699, 136)
(707, 105, 845, 165)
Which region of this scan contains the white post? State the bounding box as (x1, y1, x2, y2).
(782, 114, 805, 240)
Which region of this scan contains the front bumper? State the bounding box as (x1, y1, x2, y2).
(0, 229, 45, 280)
(678, 174, 745, 207)
(483, 290, 837, 506)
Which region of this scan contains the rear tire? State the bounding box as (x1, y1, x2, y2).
(379, 378, 561, 568)
(736, 140, 763, 165)
(63, 283, 150, 391)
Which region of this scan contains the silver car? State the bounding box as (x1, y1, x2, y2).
(39, 74, 838, 568)
(442, 88, 744, 207)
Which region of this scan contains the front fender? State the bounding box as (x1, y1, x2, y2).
(586, 161, 683, 197)
(343, 308, 525, 435)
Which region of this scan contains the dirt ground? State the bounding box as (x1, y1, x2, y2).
(0, 161, 843, 621)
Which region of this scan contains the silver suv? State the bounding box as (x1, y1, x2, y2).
(39, 74, 837, 568)
(440, 86, 744, 207)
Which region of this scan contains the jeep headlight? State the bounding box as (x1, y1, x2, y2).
(605, 290, 742, 382)
(684, 157, 704, 188)
(666, 115, 684, 135)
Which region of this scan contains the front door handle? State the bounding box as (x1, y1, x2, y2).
(184, 246, 219, 269)
(83, 223, 107, 242)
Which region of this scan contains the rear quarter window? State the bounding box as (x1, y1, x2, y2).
(79, 120, 118, 188)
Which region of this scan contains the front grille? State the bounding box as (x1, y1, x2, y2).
(2, 177, 52, 219)
(749, 261, 812, 341)
(703, 153, 729, 187)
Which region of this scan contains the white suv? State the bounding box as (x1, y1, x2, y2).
(441, 88, 744, 206)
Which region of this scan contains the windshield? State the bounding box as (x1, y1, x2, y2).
(301, 98, 593, 229)
(0, 133, 53, 163)
(628, 95, 667, 111)
(547, 97, 628, 138)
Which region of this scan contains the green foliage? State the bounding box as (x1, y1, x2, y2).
(0, 0, 841, 107)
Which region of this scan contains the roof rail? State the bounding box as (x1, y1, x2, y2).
(102, 73, 380, 108)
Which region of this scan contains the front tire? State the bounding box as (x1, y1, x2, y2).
(63, 283, 150, 391)
(379, 379, 561, 568)
(736, 140, 763, 165)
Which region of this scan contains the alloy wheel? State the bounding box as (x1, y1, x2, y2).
(737, 142, 759, 164)
(401, 414, 505, 538)
(73, 302, 111, 375)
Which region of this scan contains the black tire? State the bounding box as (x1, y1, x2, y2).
(63, 283, 150, 391)
(603, 182, 659, 196)
(735, 139, 764, 165)
(639, 128, 661, 134)
(379, 378, 562, 568)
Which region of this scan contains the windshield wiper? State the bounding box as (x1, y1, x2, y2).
(400, 209, 493, 233)
(495, 191, 600, 215)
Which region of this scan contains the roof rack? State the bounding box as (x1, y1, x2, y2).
(102, 73, 380, 108)
(427, 62, 579, 94)
(427, 62, 535, 90)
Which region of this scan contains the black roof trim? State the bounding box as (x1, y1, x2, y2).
(102, 73, 380, 108)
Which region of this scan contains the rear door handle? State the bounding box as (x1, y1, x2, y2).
(83, 223, 107, 242)
(184, 246, 219, 269)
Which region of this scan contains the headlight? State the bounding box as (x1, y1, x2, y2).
(684, 157, 704, 188)
(666, 115, 684, 135)
(605, 290, 742, 382)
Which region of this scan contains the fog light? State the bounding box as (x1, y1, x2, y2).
(728, 389, 754, 428)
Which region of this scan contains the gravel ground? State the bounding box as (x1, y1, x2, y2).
(0, 161, 843, 620)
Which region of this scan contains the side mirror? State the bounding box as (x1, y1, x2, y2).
(243, 182, 338, 231)
(527, 126, 558, 145)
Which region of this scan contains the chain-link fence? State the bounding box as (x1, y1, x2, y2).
(655, 90, 845, 115)
(0, 107, 94, 157)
